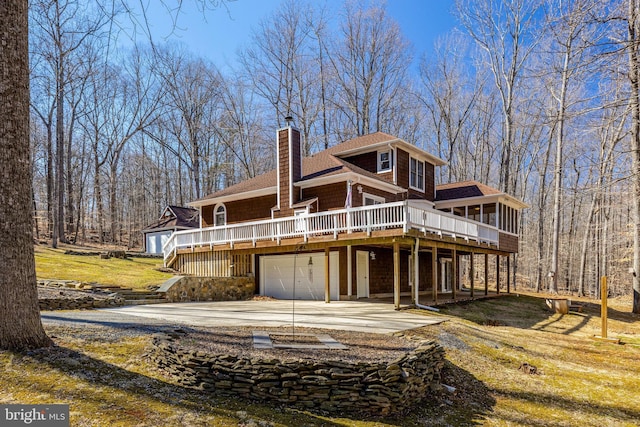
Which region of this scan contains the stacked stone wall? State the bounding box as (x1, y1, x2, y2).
(159, 276, 255, 302)
(149, 332, 445, 416)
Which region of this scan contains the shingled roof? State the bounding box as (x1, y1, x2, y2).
(435, 181, 502, 201)
(192, 132, 410, 204)
(142, 206, 199, 232)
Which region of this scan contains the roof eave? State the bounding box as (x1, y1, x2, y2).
(189, 186, 277, 207)
(297, 171, 406, 194)
(333, 138, 447, 167)
(434, 193, 529, 210)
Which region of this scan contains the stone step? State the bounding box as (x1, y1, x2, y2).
(120, 293, 165, 300)
(124, 298, 168, 305)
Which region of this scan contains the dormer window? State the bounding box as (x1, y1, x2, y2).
(378, 150, 392, 172)
(214, 204, 226, 226)
(410, 157, 425, 191)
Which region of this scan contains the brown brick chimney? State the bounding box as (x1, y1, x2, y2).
(276, 124, 301, 215)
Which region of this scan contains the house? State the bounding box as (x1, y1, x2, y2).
(162, 124, 527, 307)
(142, 206, 199, 254)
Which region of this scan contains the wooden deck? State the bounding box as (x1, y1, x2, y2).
(164, 200, 511, 265)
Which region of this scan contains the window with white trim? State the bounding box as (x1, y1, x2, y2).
(363, 193, 385, 206)
(410, 157, 424, 191)
(214, 204, 226, 226)
(377, 150, 392, 172)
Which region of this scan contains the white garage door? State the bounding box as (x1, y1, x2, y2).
(260, 252, 339, 300)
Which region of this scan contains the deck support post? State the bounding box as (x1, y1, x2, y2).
(393, 242, 400, 309)
(470, 252, 474, 298)
(347, 245, 352, 298)
(496, 254, 501, 295)
(413, 238, 420, 305)
(451, 248, 457, 300)
(325, 247, 330, 303)
(432, 247, 438, 305)
(484, 253, 489, 296)
(507, 254, 511, 294)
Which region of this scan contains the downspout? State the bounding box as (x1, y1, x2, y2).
(414, 238, 439, 312)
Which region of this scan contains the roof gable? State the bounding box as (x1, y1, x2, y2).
(143, 205, 199, 232)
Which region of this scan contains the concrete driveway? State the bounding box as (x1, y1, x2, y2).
(87, 300, 443, 333)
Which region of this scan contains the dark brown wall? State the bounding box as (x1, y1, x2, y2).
(499, 232, 519, 253)
(425, 162, 435, 201)
(343, 152, 377, 174)
(397, 149, 436, 201)
(201, 194, 277, 227)
(350, 246, 434, 295)
(303, 182, 346, 211)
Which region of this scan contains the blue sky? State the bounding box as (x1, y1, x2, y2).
(136, 0, 459, 69)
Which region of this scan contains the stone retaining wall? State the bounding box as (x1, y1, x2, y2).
(38, 294, 125, 310)
(149, 332, 445, 416)
(157, 276, 255, 302)
(37, 280, 126, 310)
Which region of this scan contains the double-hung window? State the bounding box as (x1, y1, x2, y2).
(410, 157, 424, 191)
(377, 150, 392, 172)
(363, 193, 385, 206)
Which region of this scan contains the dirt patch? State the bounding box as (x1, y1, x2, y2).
(176, 326, 419, 364)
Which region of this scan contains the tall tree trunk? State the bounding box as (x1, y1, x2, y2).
(46, 121, 53, 238)
(94, 153, 104, 244)
(536, 133, 553, 292)
(0, 0, 52, 350)
(578, 192, 597, 297)
(628, 0, 640, 313)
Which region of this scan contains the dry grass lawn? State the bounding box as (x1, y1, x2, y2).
(403, 293, 640, 426)
(34, 245, 173, 289)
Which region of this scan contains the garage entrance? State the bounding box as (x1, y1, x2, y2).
(260, 252, 339, 300)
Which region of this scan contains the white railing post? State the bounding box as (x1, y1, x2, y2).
(277, 222, 281, 244)
(403, 201, 409, 233)
(252, 225, 257, 247)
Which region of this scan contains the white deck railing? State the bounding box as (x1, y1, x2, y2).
(163, 200, 500, 263)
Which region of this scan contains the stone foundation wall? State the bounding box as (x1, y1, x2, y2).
(158, 276, 255, 302)
(149, 332, 445, 416)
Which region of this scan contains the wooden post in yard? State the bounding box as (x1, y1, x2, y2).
(393, 242, 400, 309)
(601, 276, 608, 338)
(594, 276, 620, 344)
(325, 248, 330, 303)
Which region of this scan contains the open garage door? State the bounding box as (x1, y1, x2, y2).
(260, 252, 339, 300)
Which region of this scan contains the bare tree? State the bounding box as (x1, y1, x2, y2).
(330, 0, 412, 139)
(418, 33, 483, 183)
(457, 0, 541, 195)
